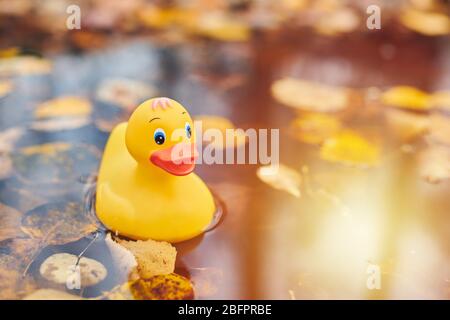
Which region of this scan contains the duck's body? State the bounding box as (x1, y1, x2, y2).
(96, 98, 215, 242)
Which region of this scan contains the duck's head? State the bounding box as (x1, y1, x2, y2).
(125, 97, 198, 176)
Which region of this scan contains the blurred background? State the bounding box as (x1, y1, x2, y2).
(0, 0, 449, 299)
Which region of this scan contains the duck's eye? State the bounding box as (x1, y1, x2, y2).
(153, 128, 166, 145)
(185, 122, 192, 139)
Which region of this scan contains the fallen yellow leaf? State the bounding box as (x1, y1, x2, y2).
(381, 86, 431, 110)
(320, 130, 380, 167)
(290, 113, 342, 144)
(257, 164, 301, 198)
(34, 96, 92, 118)
(0, 56, 52, 76)
(272, 78, 350, 112)
(400, 8, 450, 36)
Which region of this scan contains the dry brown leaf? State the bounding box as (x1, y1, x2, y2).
(385, 108, 430, 141)
(290, 113, 342, 144)
(382, 86, 431, 111)
(272, 78, 350, 112)
(40, 253, 107, 287)
(419, 146, 450, 184)
(21, 202, 98, 246)
(34, 96, 92, 118)
(320, 130, 380, 167)
(0, 56, 52, 76)
(96, 78, 157, 109)
(105, 233, 137, 281)
(23, 288, 82, 300)
(130, 274, 194, 300)
(0, 268, 36, 299)
(426, 114, 450, 146)
(400, 8, 450, 36)
(117, 237, 176, 279)
(30, 117, 91, 131)
(257, 164, 301, 198)
(0, 203, 23, 242)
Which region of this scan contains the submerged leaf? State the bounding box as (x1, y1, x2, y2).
(272, 78, 350, 112)
(117, 237, 176, 279)
(290, 113, 342, 145)
(39, 253, 107, 287)
(130, 273, 194, 300)
(257, 164, 301, 198)
(34, 96, 92, 118)
(21, 202, 98, 246)
(12, 143, 101, 192)
(320, 130, 380, 167)
(382, 86, 431, 110)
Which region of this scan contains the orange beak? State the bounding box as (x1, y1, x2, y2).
(150, 143, 198, 176)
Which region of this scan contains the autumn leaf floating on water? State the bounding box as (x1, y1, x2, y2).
(400, 8, 450, 36)
(34, 96, 92, 118)
(0, 56, 52, 77)
(21, 202, 98, 247)
(320, 130, 380, 167)
(12, 142, 100, 193)
(40, 253, 107, 287)
(271, 78, 350, 112)
(257, 164, 301, 198)
(116, 237, 177, 279)
(381, 86, 431, 111)
(96, 78, 157, 110)
(130, 273, 194, 300)
(290, 113, 342, 145)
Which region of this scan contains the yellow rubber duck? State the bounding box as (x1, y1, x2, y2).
(96, 97, 215, 242)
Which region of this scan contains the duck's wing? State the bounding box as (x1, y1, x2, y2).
(97, 122, 134, 180)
